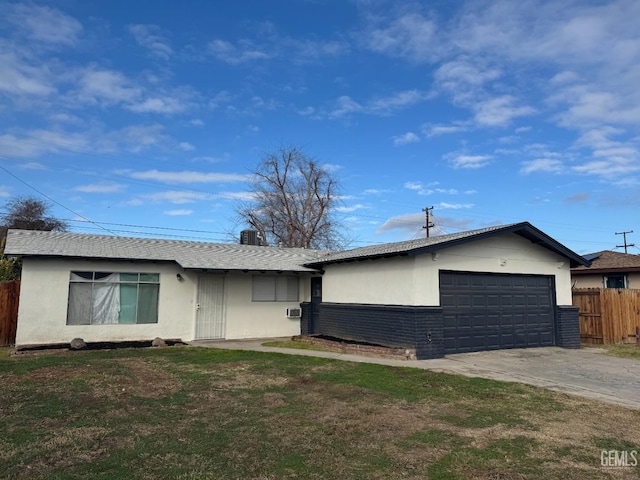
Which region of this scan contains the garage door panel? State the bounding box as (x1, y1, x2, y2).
(440, 271, 556, 354)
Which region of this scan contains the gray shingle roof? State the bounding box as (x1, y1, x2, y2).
(4, 229, 322, 272)
(306, 222, 590, 268)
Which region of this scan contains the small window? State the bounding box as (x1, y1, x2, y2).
(252, 275, 299, 302)
(67, 272, 160, 325)
(604, 275, 627, 289)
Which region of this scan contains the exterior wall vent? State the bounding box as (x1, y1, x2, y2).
(286, 308, 302, 318)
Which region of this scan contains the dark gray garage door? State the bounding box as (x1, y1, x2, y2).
(440, 271, 556, 354)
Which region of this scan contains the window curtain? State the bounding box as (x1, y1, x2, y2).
(67, 283, 92, 325)
(92, 273, 120, 324)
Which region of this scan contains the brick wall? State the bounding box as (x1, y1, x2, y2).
(299, 302, 312, 335)
(317, 303, 444, 359)
(556, 305, 580, 349)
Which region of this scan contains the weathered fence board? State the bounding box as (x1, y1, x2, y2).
(0, 280, 20, 346)
(572, 288, 640, 344)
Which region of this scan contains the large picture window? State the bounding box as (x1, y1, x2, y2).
(67, 272, 160, 325)
(252, 275, 299, 302)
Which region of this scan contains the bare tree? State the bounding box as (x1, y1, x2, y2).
(238, 147, 344, 250)
(0, 196, 68, 241)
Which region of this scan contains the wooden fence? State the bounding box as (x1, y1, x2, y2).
(572, 288, 640, 344)
(0, 280, 20, 346)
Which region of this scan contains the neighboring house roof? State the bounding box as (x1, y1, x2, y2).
(306, 222, 590, 268)
(4, 229, 322, 273)
(571, 250, 640, 275)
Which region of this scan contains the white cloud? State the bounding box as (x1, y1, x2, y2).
(336, 204, 366, 213)
(404, 181, 423, 190)
(0, 52, 55, 96)
(423, 122, 470, 137)
(571, 127, 640, 178)
(446, 153, 493, 169)
(329, 90, 428, 118)
(164, 209, 193, 216)
(438, 202, 474, 209)
(7, 4, 82, 46)
(114, 124, 169, 153)
(473, 95, 536, 127)
(178, 142, 195, 151)
(128, 96, 189, 114)
(363, 12, 442, 63)
(21, 162, 46, 170)
(376, 212, 424, 234)
(192, 154, 229, 163)
(129, 170, 248, 184)
(209, 91, 233, 109)
(521, 159, 564, 174)
(392, 132, 420, 146)
(140, 191, 212, 204)
(190, 119, 205, 126)
(214, 191, 255, 201)
(208, 39, 271, 65)
(321, 163, 343, 173)
(129, 24, 173, 60)
(404, 181, 461, 196)
(434, 58, 502, 105)
(77, 67, 141, 105)
(363, 188, 391, 195)
(0, 130, 90, 158)
(75, 183, 126, 193)
(298, 106, 315, 116)
(329, 96, 363, 118)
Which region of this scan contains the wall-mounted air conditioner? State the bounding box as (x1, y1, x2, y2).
(286, 308, 301, 318)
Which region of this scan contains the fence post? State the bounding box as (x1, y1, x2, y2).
(637, 326, 640, 347)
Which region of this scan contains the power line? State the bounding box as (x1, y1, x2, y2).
(422, 206, 434, 238)
(615, 230, 635, 254)
(0, 165, 117, 236)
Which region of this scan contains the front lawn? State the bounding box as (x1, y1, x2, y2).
(597, 343, 640, 360)
(1, 346, 639, 479)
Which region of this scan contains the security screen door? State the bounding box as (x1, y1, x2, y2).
(195, 276, 225, 339)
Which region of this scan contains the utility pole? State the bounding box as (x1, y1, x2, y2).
(615, 230, 635, 254)
(422, 206, 434, 238)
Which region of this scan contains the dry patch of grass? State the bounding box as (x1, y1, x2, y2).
(597, 343, 640, 360)
(0, 347, 639, 479)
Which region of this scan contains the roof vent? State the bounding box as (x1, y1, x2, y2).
(240, 230, 261, 246)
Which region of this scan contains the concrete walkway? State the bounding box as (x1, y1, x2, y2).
(191, 338, 640, 410)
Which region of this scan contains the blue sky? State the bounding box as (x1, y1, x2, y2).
(1, 0, 639, 254)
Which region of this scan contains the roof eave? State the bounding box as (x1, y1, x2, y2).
(571, 266, 640, 275)
(306, 222, 590, 268)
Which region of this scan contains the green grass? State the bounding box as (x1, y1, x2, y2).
(1, 346, 639, 479)
(597, 343, 640, 360)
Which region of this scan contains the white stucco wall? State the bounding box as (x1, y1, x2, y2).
(322, 233, 573, 306)
(572, 272, 640, 289)
(15, 257, 310, 346)
(222, 272, 310, 339)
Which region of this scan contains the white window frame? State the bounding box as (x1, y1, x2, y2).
(67, 271, 160, 325)
(604, 274, 627, 289)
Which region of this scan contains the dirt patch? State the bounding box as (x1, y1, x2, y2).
(23, 358, 181, 399)
(292, 335, 416, 360)
(207, 362, 289, 390)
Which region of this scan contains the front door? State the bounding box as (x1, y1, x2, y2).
(195, 276, 225, 339)
(310, 277, 322, 333)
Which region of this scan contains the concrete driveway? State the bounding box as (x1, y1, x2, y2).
(193, 340, 640, 410)
(426, 347, 640, 410)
